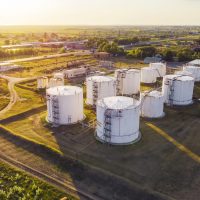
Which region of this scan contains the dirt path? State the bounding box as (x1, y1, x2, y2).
(0, 75, 36, 117)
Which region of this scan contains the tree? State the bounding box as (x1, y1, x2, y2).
(4, 40, 10, 45)
(162, 49, 174, 61)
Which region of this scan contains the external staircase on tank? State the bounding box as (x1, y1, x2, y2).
(103, 108, 122, 144)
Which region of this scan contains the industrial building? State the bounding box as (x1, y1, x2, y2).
(115, 69, 140, 95)
(96, 96, 141, 145)
(64, 67, 88, 79)
(46, 86, 84, 126)
(162, 75, 194, 106)
(86, 76, 116, 106)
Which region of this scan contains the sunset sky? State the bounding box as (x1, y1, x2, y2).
(0, 0, 200, 25)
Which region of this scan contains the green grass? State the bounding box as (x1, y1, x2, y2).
(0, 161, 76, 200)
(0, 79, 10, 111)
(1, 85, 45, 120)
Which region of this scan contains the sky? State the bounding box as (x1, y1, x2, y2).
(0, 0, 200, 25)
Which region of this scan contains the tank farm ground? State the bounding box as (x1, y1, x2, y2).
(1, 58, 200, 200)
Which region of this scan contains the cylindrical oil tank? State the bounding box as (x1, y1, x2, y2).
(162, 75, 194, 106)
(46, 86, 84, 125)
(37, 76, 48, 89)
(141, 67, 157, 83)
(150, 63, 166, 77)
(86, 76, 116, 106)
(48, 78, 64, 88)
(115, 69, 140, 95)
(96, 96, 141, 145)
(141, 91, 165, 118)
(183, 66, 200, 82)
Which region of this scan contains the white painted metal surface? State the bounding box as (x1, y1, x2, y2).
(48, 78, 64, 88)
(96, 96, 141, 145)
(115, 69, 140, 95)
(141, 91, 164, 118)
(183, 66, 200, 82)
(149, 62, 166, 77)
(46, 86, 84, 125)
(162, 75, 194, 106)
(141, 67, 157, 83)
(86, 76, 116, 106)
(37, 76, 49, 89)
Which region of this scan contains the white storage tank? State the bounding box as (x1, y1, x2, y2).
(162, 75, 194, 106)
(141, 67, 157, 83)
(48, 78, 64, 88)
(115, 69, 140, 95)
(46, 86, 84, 125)
(141, 91, 165, 118)
(150, 63, 166, 77)
(86, 76, 116, 106)
(183, 66, 200, 82)
(96, 96, 141, 145)
(37, 76, 48, 89)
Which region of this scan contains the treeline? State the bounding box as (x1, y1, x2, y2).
(87, 38, 125, 56)
(0, 49, 38, 59)
(127, 47, 200, 61)
(114, 37, 149, 45)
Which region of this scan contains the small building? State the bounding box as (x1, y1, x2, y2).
(94, 52, 111, 59)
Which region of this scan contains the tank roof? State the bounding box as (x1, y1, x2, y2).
(87, 76, 115, 82)
(47, 86, 82, 96)
(164, 74, 194, 81)
(143, 90, 163, 98)
(98, 96, 140, 110)
(142, 67, 156, 71)
(184, 65, 200, 69)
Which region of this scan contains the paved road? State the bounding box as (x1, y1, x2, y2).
(0, 75, 36, 117)
(0, 50, 91, 65)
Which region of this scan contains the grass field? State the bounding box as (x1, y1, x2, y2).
(5, 54, 97, 78)
(0, 161, 76, 200)
(1, 85, 45, 120)
(0, 78, 10, 111)
(2, 81, 200, 199)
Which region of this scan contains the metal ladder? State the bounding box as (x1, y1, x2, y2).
(52, 96, 60, 126)
(103, 109, 122, 144)
(116, 71, 126, 95)
(93, 81, 98, 105)
(168, 79, 175, 106)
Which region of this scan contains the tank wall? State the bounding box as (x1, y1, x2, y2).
(116, 71, 140, 95)
(150, 63, 166, 77)
(183, 67, 200, 81)
(96, 105, 140, 144)
(162, 77, 194, 105)
(47, 92, 84, 125)
(141, 95, 164, 118)
(141, 69, 157, 83)
(86, 79, 116, 105)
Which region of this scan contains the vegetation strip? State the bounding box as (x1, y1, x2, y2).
(146, 122, 200, 164)
(0, 153, 96, 200)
